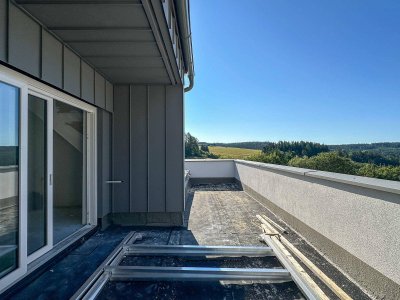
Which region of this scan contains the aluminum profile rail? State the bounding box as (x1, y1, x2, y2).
(106, 266, 291, 282)
(123, 244, 275, 257)
(261, 234, 321, 300)
(71, 231, 323, 300)
(70, 232, 138, 300)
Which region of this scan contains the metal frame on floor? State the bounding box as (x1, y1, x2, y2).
(70, 231, 320, 300)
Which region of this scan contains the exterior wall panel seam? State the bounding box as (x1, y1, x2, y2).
(164, 85, 167, 212)
(146, 85, 150, 212)
(6, 0, 9, 62)
(79, 57, 82, 98)
(39, 27, 42, 78)
(61, 45, 64, 89)
(129, 84, 132, 212)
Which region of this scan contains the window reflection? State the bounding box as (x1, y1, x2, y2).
(53, 100, 86, 244)
(28, 95, 47, 255)
(0, 81, 19, 279)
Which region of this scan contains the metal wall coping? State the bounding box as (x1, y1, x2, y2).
(235, 159, 400, 195)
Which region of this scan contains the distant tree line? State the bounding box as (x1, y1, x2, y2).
(247, 145, 400, 182)
(329, 142, 400, 151)
(329, 143, 400, 164)
(189, 135, 400, 181)
(262, 141, 330, 157)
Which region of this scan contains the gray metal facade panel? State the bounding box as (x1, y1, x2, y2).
(105, 81, 114, 112)
(112, 85, 130, 213)
(165, 85, 184, 212)
(95, 71, 106, 109)
(130, 85, 148, 212)
(9, 3, 40, 77)
(97, 109, 104, 217)
(80, 61, 94, 103)
(147, 85, 166, 212)
(2, 3, 115, 104)
(41, 29, 63, 88)
(0, 0, 6, 61)
(101, 110, 112, 217)
(13, 0, 182, 85)
(63, 46, 80, 96)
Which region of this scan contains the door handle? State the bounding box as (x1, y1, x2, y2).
(105, 180, 123, 184)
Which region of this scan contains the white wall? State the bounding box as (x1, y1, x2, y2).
(234, 159, 400, 287)
(185, 159, 235, 178)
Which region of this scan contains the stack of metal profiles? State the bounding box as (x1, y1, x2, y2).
(71, 232, 320, 300)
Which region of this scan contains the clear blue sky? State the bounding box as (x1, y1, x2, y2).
(0, 83, 19, 146)
(185, 0, 400, 144)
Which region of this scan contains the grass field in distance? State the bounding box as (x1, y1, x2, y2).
(208, 146, 261, 159)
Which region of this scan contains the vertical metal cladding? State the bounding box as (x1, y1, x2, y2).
(113, 84, 184, 215)
(1, 2, 114, 112)
(9, 3, 41, 77)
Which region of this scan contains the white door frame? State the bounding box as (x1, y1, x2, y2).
(0, 65, 97, 291)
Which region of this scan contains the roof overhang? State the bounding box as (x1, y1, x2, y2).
(15, 0, 192, 86)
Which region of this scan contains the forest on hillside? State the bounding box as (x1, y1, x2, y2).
(188, 135, 400, 181)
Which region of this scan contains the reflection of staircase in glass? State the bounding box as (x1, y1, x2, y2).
(54, 103, 84, 153)
(53, 100, 86, 245)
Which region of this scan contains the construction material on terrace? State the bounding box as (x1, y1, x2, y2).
(4, 183, 370, 299)
(186, 159, 400, 299)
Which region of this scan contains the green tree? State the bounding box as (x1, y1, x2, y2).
(262, 141, 329, 157)
(185, 133, 219, 158)
(200, 145, 209, 152)
(357, 164, 400, 181)
(248, 150, 294, 165)
(288, 152, 358, 174)
(185, 132, 201, 157)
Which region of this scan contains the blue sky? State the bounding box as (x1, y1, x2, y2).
(185, 0, 400, 144)
(0, 82, 19, 146)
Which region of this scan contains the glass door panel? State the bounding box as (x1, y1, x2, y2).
(0, 81, 20, 279)
(27, 95, 47, 255)
(53, 100, 87, 244)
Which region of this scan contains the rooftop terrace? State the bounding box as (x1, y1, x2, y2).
(5, 181, 372, 299)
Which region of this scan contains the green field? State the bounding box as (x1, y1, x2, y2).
(208, 146, 261, 159)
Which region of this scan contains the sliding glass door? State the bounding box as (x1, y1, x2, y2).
(0, 67, 97, 290)
(27, 93, 52, 261)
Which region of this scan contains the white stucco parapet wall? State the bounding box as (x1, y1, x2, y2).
(185, 158, 400, 195)
(235, 159, 400, 195)
(185, 159, 235, 178)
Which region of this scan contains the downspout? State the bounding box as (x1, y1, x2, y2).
(175, 0, 195, 92)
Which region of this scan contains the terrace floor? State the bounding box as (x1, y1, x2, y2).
(6, 183, 371, 299)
